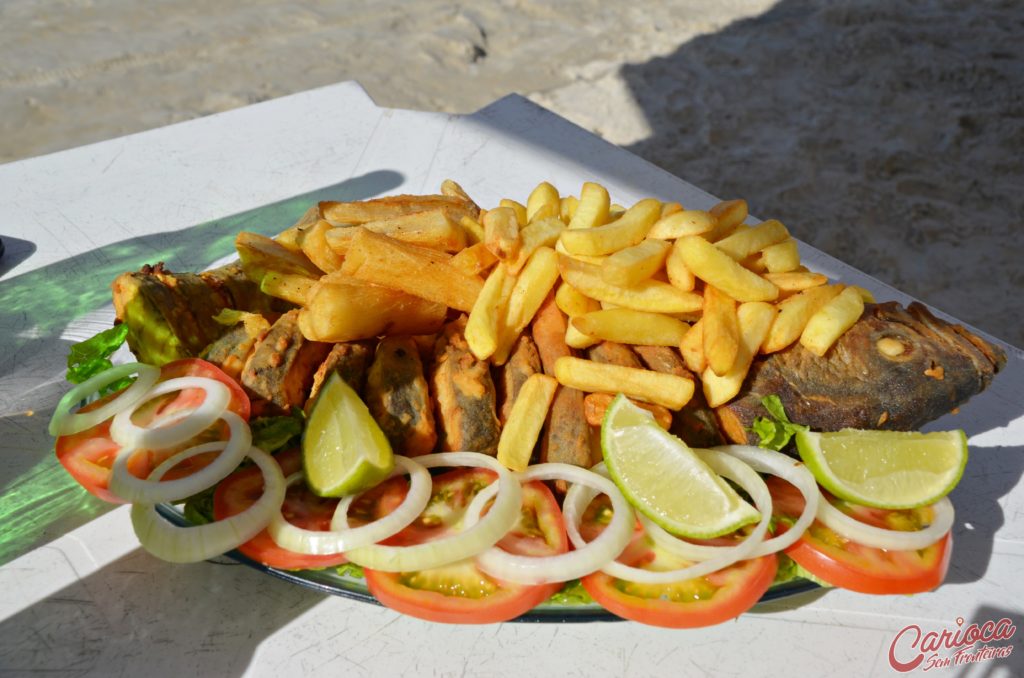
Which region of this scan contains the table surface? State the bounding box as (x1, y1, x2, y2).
(1, 81, 1022, 678)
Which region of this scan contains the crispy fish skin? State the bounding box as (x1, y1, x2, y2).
(365, 337, 437, 456)
(241, 310, 331, 412)
(532, 295, 593, 468)
(431, 317, 501, 455)
(308, 340, 374, 408)
(497, 334, 541, 424)
(200, 314, 272, 382)
(633, 345, 725, 448)
(716, 301, 1007, 444)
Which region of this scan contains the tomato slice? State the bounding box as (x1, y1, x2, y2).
(212, 448, 352, 569)
(579, 495, 778, 628)
(55, 359, 249, 503)
(766, 476, 952, 594)
(365, 468, 569, 624)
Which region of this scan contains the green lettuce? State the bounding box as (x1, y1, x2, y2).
(750, 395, 808, 451)
(66, 323, 131, 392)
(250, 410, 305, 453)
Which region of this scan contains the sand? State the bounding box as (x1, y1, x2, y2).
(1, 0, 1021, 346)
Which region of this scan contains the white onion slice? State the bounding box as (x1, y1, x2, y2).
(109, 411, 251, 504)
(717, 445, 820, 557)
(817, 495, 954, 551)
(337, 452, 522, 572)
(267, 455, 432, 554)
(49, 363, 160, 437)
(566, 452, 772, 585)
(473, 463, 636, 585)
(131, 445, 285, 563)
(110, 376, 231, 449)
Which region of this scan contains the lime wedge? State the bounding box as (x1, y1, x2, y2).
(795, 428, 968, 509)
(302, 372, 394, 497)
(601, 394, 760, 538)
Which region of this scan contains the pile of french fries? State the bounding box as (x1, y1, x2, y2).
(235, 180, 868, 471)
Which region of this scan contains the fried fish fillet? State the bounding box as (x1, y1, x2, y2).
(365, 337, 437, 456)
(431, 317, 501, 455)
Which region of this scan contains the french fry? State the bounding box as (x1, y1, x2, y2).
(850, 285, 876, 303)
(527, 181, 560, 223)
(567, 182, 610, 229)
(554, 239, 606, 266)
(679, 317, 706, 374)
(459, 215, 485, 244)
(702, 302, 775, 407)
(761, 238, 801, 273)
(440, 179, 479, 211)
(493, 247, 561, 364)
(763, 271, 829, 293)
(707, 199, 747, 241)
(660, 201, 683, 218)
(500, 199, 528, 227)
(450, 242, 499, 276)
(555, 281, 600, 317)
(715, 219, 790, 261)
(602, 239, 671, 286)
(572, 309, 689, 347)
(259, 271, 316, 305)
(665, 239, 696, 291)
(702, 286, 740, 376)
(300, 219, 344, 273)
(761, 284, 844, 353)
(496, 373, 559, 471)
(558, 253, 703, 314)
(560, 198, 661, 256)
(565, 322, 598, 349)
(236, 231, 323, 283)
(320, 194, 475, 224)
(324, 209, 467, 254)
(553, 356, 695, 410)
(341, 228, 483, 312)
(298, 273, 447, 342)
(276, 205, 321, 252)
(674, 235, 779, 302)
(507, 217, 564, 274)
(800, 286, 865, 357)
(647, 209, 717, 239)
(483, 206, 522, 261)
(560, 195, 579, 223)
(465, 264, 514, 360)
(584, 393, 672, 430)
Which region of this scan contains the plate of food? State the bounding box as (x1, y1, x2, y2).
(47, 179, 1004, 628)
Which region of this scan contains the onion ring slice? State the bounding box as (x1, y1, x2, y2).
(109, 411, 251, 504)
(266, 455, 431, 555)
(337, 452, 522, 572)
(49, 363, 160, 437)
(110, 376, 230, 449)
(131, 444, 285, 563)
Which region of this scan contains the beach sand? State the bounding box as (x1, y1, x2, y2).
(2, 0, 1021, 345)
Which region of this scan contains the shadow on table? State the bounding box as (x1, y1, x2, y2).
(0, 235, 36, 278)
(951, 605, 1024, 678)
(0, 548, 328, 676)
(0, 170, 403, 567)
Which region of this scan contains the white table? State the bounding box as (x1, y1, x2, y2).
(1, 82, 1021, 677)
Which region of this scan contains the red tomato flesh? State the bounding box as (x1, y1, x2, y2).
(578, 495, 778, 628)
(766, 476, 952, 594)
(365, 468, 569, 624)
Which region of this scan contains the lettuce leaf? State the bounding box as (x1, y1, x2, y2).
(66, 324, 131, 393)
(250, 410, 305, 454)
(750, 395, 808, 451)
